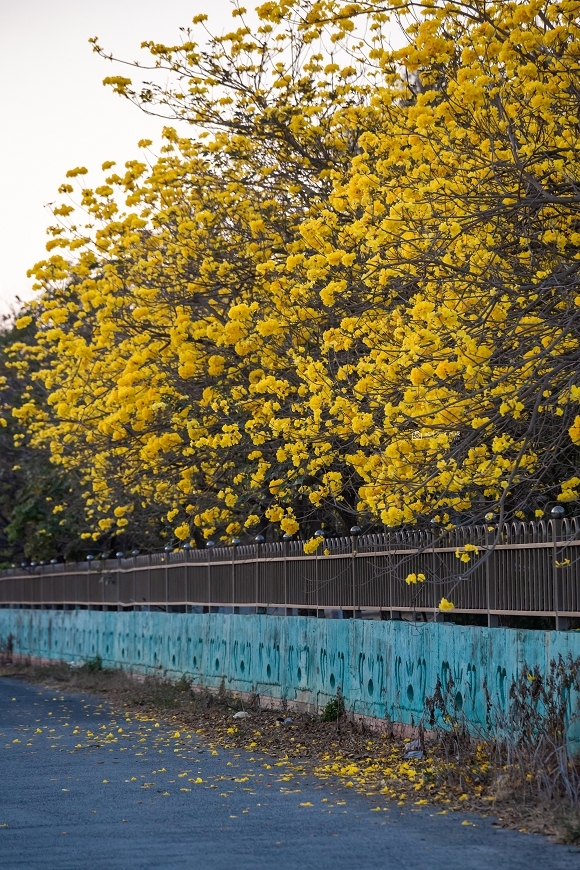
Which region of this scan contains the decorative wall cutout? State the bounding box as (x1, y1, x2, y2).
(497, 666, 507, 707)
(466, 663, 477, 709)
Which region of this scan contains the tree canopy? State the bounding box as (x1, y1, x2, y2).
(8, 0, 580, 568)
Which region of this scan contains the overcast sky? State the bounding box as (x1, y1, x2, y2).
(0, 0, 234, 316)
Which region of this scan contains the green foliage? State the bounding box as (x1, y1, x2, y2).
(82, 654, 103, 673)
(321, 691, 345, 722)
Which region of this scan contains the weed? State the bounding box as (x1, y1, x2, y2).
(321, 688, 345, 722)
(0, 634, 14, 664)
(424, 654, 580, 810)
(83, 655, 103, 674)
(557, 809, 580, 845)
(174, 674, 191, 693)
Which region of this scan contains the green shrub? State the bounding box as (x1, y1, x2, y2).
(321, 692, 345, 722)
(84, 654, 103, 673)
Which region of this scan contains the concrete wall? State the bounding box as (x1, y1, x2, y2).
(1, 609, 579, 739)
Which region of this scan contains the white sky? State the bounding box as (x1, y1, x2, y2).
(0, 0, 235, 316)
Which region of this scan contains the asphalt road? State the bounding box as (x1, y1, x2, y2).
(0, 677, 578, 870)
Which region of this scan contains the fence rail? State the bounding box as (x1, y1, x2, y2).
(2, 517, 580, 628)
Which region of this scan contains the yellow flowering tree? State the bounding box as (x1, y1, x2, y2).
(254, 0, 580, 531)
(18, 0, 580, 557)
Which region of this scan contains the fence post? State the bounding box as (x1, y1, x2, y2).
(147, 554, 152, 611)
(350, 526, 361, 619)
(431, 526, 444, 623)
(164, 546, 171, 612)
(314, 530, 325, 617)
(208, 546, 212, 610)
(283, 535, 290, 615)
(86, 556, 93, 611)
(206, 543, 214, 612)
(254, 535, 264, 613)
(486, 524, 498, 628)
(255, 542, 259, 611)
(551, 505, 568, 630)
(116, 554, 121, 612)
(232, 539, 241, 614)
(183, 544, 190, 612)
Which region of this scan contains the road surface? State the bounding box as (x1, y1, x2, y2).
(0, 677, 577, 869)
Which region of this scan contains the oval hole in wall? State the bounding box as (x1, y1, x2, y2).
(172, 655, 176, 666)
(407, 684, 414, 703)
(122, 648, 125, 657)
(297, 666, 302, 683)
(329, 673, 336, 690)
(266, 664, 271, 679)
(215, 657, 220, 671)
(137, 650, 141, 660)
(240, 660, 245, 674)
(367, 678, 374, 696)
(455, 691, 463, 712)
(193, 656, 197, 669)
(106, 646, 109, 654)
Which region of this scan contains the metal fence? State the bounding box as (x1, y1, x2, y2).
(1, 515, 580, 628)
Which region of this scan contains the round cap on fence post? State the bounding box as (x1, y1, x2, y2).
(206, 540, 216, 548)
(315, 529, 325, 538)
(551, 505, 565, 518)
(50, 559, 58, 565)
(20, 562, 26, 568)
(164, 545, 173, 553)
(283, 533, 293, 541)
(182, 543, 191, 552)
(350, 527, 361, 553)
(87, 554, 94, 562)
(255, 534, 265, 544)
(116, 551, 124, 559)
(231, 538, 242, 546)
(131, 549, 140, 557)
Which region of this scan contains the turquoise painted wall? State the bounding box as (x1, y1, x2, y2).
(1, 609, 579, 739)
